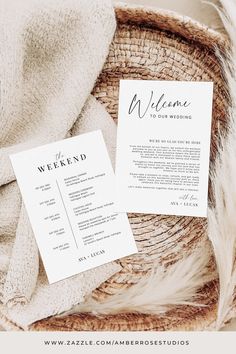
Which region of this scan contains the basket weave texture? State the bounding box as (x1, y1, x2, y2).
(31, 4, 233, 331)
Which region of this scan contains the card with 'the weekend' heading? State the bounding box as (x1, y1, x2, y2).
(115, 80, 213, 217)
(10, 130, 137, 284)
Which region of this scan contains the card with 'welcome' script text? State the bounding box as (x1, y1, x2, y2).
(115, 80, 213, 217)
(10, 130, 137, 283)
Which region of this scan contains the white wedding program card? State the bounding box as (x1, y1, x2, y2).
(10, 131, 137, 283)
(116, 80, 213, 217)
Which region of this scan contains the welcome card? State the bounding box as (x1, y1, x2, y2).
(115, 80, 213, 217)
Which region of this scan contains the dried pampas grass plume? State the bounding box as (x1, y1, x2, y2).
(206, 0, 236, 329)
(63, 242, 214, 317)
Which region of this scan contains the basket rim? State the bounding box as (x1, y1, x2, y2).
(115, 1, 228, 52)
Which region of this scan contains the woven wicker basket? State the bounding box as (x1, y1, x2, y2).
(31, 3, 235, 331)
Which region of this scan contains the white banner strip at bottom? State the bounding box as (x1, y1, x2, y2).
(0, 331, 235, 354)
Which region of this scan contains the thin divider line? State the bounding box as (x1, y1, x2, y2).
(55, 179, 78, 249)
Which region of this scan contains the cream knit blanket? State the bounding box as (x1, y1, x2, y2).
(0, 0, 121, 330)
